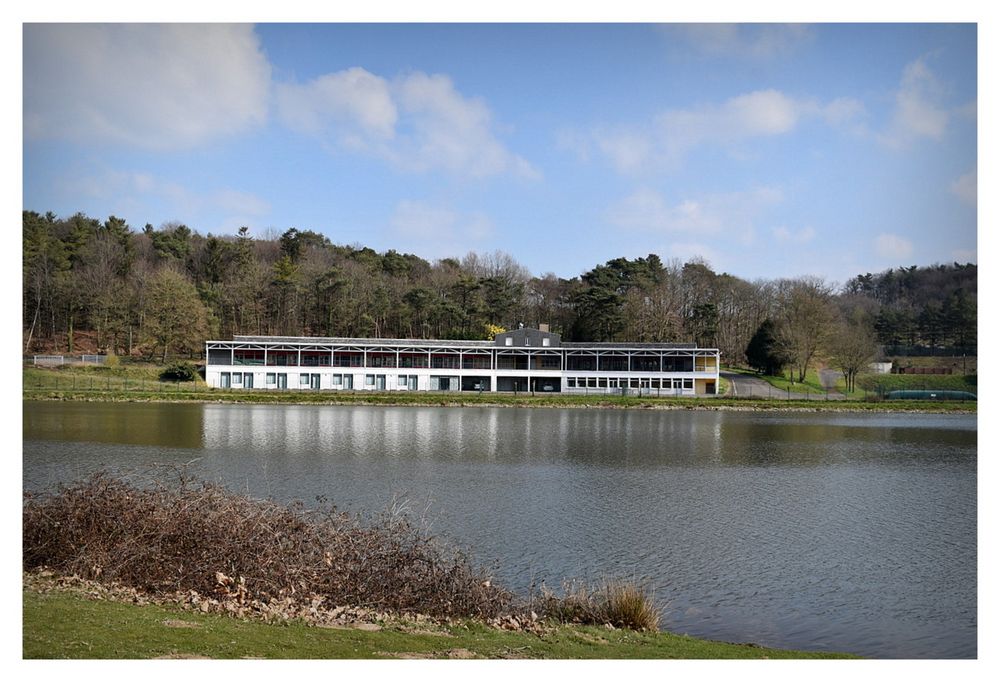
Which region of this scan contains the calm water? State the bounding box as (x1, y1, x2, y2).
(23, 401, 977, 658)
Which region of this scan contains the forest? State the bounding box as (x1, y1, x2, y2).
(22, 211, 977, 379)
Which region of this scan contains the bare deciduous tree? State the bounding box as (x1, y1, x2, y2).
(776, 277, 835, 383)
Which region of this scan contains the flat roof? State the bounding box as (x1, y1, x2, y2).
(213, 335, 712, 351)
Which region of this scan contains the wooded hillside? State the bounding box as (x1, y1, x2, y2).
(23, 211, 976, 368)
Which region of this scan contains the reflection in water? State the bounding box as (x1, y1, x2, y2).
(23, 402, 976, 659)
(23, 401, 205, 449)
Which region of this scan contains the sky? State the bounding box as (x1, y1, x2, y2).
(22, 22, 978, 286)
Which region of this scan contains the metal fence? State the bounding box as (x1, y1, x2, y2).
(724, 383, 850, 401)
(24, 374, 196, 393)
(32, 354, 107, 366)
(726, 382, 975, 401)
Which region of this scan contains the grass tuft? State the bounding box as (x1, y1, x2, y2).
(537, 579, 661, 631)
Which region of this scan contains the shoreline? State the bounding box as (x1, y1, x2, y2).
(22, 388, 976, 414)
(23, 571, 858, 659)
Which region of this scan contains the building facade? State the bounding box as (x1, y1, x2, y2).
(204, 328, 720, 396)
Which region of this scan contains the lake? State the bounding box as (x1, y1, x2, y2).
(22, 401, 977, 658)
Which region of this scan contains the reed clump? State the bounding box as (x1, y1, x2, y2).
(536, 579, 661, 631)
(22, 473, 512, 620)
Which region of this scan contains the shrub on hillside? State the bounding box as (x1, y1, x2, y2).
(159, 362, 199, 382)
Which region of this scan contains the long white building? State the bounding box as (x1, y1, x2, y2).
(204, 327, 720, 396)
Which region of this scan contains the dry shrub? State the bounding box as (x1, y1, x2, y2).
(22, 473, 512, 619)
(537, 579, 661, 631)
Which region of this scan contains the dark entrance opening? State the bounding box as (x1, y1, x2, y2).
(531, 377, 562, 393)
(497, 376, 529, 392)
(461, 376, 491, 392)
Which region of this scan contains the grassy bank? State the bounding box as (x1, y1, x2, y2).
(856, 373, 977, 393)
(23, 582, 854, 659)
(23, 366, 975, 413)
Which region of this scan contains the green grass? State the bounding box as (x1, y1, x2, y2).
(856, 373, 977, 393)
(23, 588, 856, 659)
(716, 375, 730, 395)
(24, 364, 204, 393)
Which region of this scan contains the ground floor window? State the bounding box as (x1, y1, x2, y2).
(364, 374, 386, 390)
(430, 375, 459, 391)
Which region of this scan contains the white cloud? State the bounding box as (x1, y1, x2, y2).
(277, 69, 538, 180)
(874, 233, 914, 260)
(276, 67, 397, 141)
(24, 24, 271, 149)
(772, 225, 816, 244)
(609, 189, 719, 233)
(720, 89, 801, 135)
(389, 200, 494, 255)
(607, 186, 783, 237)
(950, 170, 977, 205)
(579, 89, 863, 173)
(880, 56, 950, 147)
(663, 24, 814, 59)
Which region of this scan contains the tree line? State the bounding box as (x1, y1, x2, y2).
(22, 211, 976, 378)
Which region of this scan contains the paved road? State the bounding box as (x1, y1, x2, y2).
(722, 371, 845, 401)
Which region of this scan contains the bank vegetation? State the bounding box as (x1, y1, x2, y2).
(23, 473, 664, 633)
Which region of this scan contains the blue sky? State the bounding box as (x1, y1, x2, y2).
(22, 22, 977, 284)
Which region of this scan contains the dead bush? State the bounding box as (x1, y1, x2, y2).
(22, 473, 512, 620)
